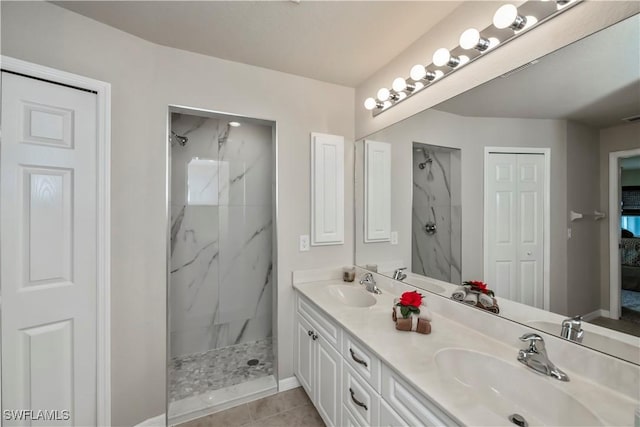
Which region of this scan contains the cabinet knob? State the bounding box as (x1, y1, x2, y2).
(312, 333, 318, 341)
(308, 330, 313, 336)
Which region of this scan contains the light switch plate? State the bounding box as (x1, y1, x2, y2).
(390, 231, 398, 245)
(299, 235, 310, 252)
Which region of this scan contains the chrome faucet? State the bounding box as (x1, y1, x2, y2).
(561, 315, 584, 343)
(392, 268, 407, 281)
(359, 273, 382, 294)
(517, 333, 569, 381)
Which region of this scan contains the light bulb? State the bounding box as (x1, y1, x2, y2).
(459, 28, 480, 49)
(460, 28, 490, 51)
(433, 48, 460, 68)
(229, 121, 241, 127)
(377, 87, 390, 102)
(488, 37, 500, 49)
(459, 55, 470, 66)
(432, 48, 450, 67)
(434, 70, 444, 80)
(392, 78, 407, 92)
(364, 97, 378, 111)
(493, 4, 526, 30)
(410, 64, 427, 81)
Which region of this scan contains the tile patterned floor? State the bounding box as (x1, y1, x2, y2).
(175, 387, 325, 427)
(170, 338, 273, 402)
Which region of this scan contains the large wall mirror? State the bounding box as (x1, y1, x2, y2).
(355, 14, 640, 364)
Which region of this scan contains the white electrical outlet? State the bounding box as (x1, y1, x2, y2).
(390, 231, 398, 245)
(299, 235, 310, 252)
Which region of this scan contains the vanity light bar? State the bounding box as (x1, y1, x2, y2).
(364, 0, 582, 116)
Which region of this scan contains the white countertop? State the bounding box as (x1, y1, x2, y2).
(293, 278, 639, 427)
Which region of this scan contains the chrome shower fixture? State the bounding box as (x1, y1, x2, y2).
(170, 130, 188, 147)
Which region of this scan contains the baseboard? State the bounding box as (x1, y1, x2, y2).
(583, 309, 610, 321)
(135, 414, 165, 427)
(278, 375, 301, 392)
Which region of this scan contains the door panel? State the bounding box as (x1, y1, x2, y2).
(1, 72, 98, 426)
(487, 152, 545, 308)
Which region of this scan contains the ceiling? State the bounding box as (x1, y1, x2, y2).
(54, 1, 462, 87)
(436, 14, 640, 129)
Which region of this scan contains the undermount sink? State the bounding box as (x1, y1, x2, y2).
(325, 285, 376, 307)
(434, 348, 602, 426)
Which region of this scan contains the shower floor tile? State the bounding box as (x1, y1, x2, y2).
(170, 338, 273, 402)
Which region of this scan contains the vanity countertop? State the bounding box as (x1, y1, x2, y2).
(293, 278, 639, 427)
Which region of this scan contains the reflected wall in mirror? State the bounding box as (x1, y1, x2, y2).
(355, 14, 640, 364)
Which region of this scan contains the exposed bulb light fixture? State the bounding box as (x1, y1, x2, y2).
(433, 48, 460, 68)
(229, 121, 241, 127)
(459, 28, 491, 51)
(364, 97, 382, 111)
(493, 4, 527, 30)
(364, 0, 580, 116)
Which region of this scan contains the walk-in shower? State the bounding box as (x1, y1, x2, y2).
(167, 109, 276, 423)
(412, 142, 462, 283)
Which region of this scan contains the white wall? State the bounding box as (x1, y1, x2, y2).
(355, 109, 570, 313)
(599, 122, 640, 310)
(355, 1, 640, 139)
(0, 2, 355, 425)
(566, 121, 601, 316)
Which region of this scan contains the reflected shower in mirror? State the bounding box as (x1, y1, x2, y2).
(355, 14, 640, 364)
(412, 143, 461, 284)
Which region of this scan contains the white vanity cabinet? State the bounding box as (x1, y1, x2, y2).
(295, 292, 458, 427)
(295, 295, 343, 426)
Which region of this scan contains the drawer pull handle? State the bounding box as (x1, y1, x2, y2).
(349, 388, 368, 411)
(349, 348, 368, 368)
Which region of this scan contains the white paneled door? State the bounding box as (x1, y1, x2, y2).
(486, 152, 545, 308)
(1, 72, 98, 426)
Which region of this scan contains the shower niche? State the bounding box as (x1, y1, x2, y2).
(412, 142, 462, 284)
(168, 108, 276, 423)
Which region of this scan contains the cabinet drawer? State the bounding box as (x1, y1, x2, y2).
(381, 365, 457, 427)
(343, 362, 380, 427)
(298, 294, 341, 349)
(342, 404, 362, 427)
(342, 332, 381, 391)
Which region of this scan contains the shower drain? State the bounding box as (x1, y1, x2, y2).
(247, 359, 259, 366)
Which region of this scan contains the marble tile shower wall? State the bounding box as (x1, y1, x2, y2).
(170, 113, 273, 358)
(412, 143, 462, 284)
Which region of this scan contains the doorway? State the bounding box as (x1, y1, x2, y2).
(166, 106, 277, 424)
(610, 149, 640, 325)
(0, 58, 111, 425)
(484, 147, 550, 310)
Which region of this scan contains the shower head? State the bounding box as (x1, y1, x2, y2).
(170, 130, 188, 147)
(418, 154, 433, 169)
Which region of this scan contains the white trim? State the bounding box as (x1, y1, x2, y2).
(278, 375, 301, 392)
(609, 147, 640, 320)
(483, 146, 551, 311)
(1, 56, 112, 426)
(310, 132, 345, 246)
(581, 308, 610, 322)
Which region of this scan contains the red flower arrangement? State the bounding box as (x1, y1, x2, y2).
(396, 291, 423, 318)
(463, 280, 495, 297)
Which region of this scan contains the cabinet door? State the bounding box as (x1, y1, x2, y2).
(295, 315, 315, 399)
(316, 335, 342, 426)
(380, 399, 408, 427)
